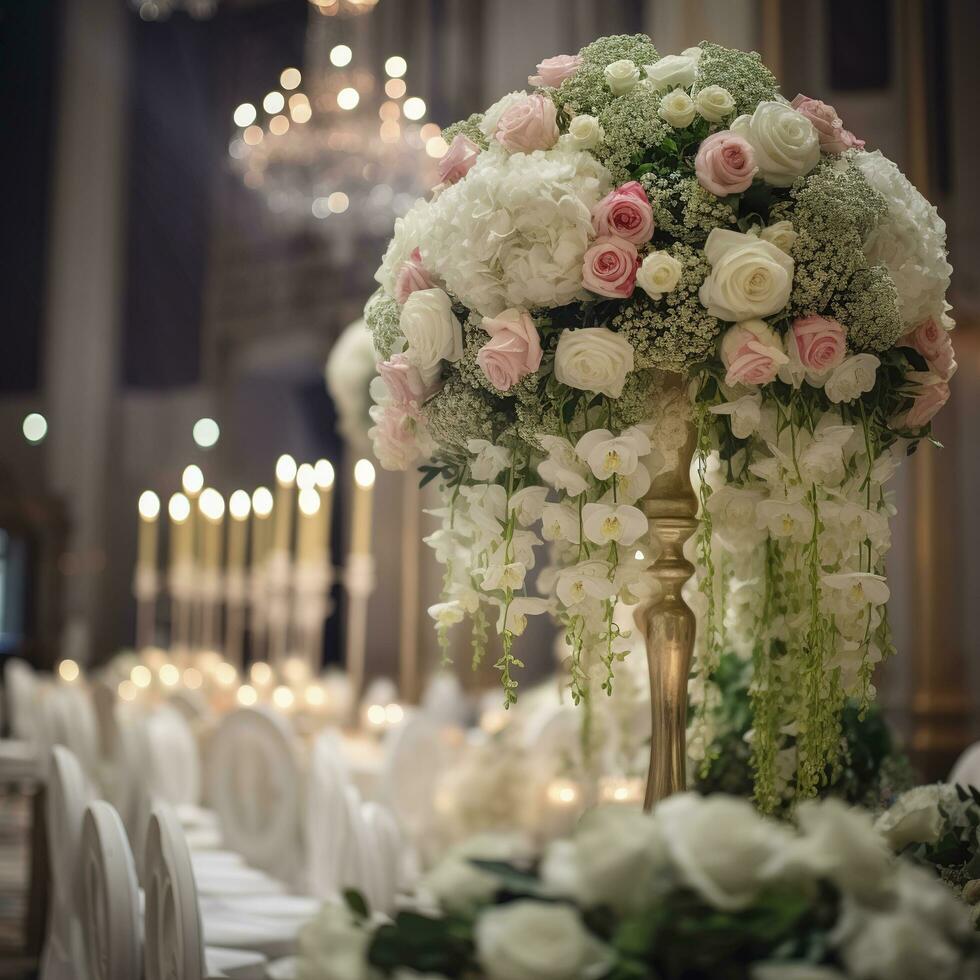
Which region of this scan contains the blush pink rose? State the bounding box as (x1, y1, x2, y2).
(788, 315, 847, 375)
(695, 131, 758, 196)
(378, 353, 434, 404)
(591, 181, 655, 245)
(528, 54, 582, 88)
(581, 236, 639, 299)
(476, 308, 543, 391)
(903, 380, 950, 428)
(791, 95, 865, 154)
(370, 402, 426, 470)
(899, 318, 957, 380)
(437, 134, 480, 185)
(720, 320, 789, 386)
(394, 247, 435, 305)
(494, 94, 559, 153)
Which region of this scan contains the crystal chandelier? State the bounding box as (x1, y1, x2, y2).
(129, 0, 218, 20)
(227, 13, 442, 237)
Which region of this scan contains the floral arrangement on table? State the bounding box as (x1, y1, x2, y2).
(297, 793, 980, 980)
(364, 34, 955, 806)
(325, 316, 379, 451)
(692, 650, 915, 810)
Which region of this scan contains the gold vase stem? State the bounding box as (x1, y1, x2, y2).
(636, 379, 699, 810)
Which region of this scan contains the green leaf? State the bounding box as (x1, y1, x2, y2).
(343, 888, 369, 920)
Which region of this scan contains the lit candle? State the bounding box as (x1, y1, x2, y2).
(350, 459, 376, 556)
(296, 487, 321, 564)
(198, 488, 225, 569)
(273, 454, 297, 553)
(181, 463, 204, 563)
(168, 492, 191, 568)
(227, 490, 251, 572)
(598, 776, 644, 806)
(315, 459, 335, 560)
(137, 491, 161, 570)
(250, 486, 274, 566)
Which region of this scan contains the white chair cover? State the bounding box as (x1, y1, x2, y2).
(420, 671, 469, 728)
(78, 801, 142, 980)
(306, 729, 353, 900)
(950, 742, 980, 788)
(361, 802, 403, 914)
(40, 746, 90, 980)
(206, 707, 304, 884)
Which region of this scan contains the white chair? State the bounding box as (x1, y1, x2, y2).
(77, 801, 142, 980)
(950, 742, 980, 788)
(361, 801, 403, 914)
(207, 707, 304, 888)
(306, 730, 353, 900)
(40, 746, 90, 980)
(144, 805, 268, 980)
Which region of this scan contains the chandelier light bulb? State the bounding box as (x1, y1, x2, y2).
(280, 67, 301, 90)
(337, 87, 360, 111)
(330, 44, 352, 67)
(403, 97, 426, 121)
(263, 91, 285, 114)
(233, 102, 256, 127)
(385, 56, 407, 78)
(138, 490, 161, 521)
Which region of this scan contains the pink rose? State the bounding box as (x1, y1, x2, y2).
(528, 54, 582, 88)
(581, 236, 639, 299)
(369, 402, 427, 471)
(899, 318, 957, 380)
(591, 182, 655, 245)
(788, 316, 847, 375)
(791, 95, 864, 154)
(494, 94, 559, 153)
(695, 131, 758, 196)
(902, 380, 950, 428)
(378, 353, 435, 405)
(437, 134, 480, 185)
(394, 247, 435, 305)
(476, 308, 543, 392)
(720, 320, 789, 386)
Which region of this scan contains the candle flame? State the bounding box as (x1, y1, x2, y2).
(181, 464, 204, 496)
(58, 659, 80, 683)
(168, 492, 191, 523)
(354, 458, 376, 489)
(229, 489, 251, 521)
(298, 487, 321, 516)
(138, 490, 161, 521)
(296, 462, 316, 491)
(199, 488, 225, 522)
(251, 486, 273, 517)
(275, 454, 297, 485)
(314, 459, 335, 489)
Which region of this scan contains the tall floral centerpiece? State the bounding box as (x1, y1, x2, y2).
(365, 35, 954, 809)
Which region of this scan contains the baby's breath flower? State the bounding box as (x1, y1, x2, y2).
(597, 88, 668, 183)
(641, 172, 738, 245)
(441, 113, 489, 151)
(692, 42, 779, 115)
(365, 292, 402, 360)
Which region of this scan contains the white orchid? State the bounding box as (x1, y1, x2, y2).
(555, 560, 617, 607)
(540, 502, 581, 544)
(467, 439, 512, 480)
(574, 427, 651, 480)
(537, 435, 590, 496)
(709, 394, 762, 439)
(496, 597, 549, 636)
(509, 486, 549, 526)
(428, 601, 466, 628)
(479, 562, 527, 592)
(582, 503, 648, 547)
(821, 572, 890, 613)
(756, 498, 815, 543)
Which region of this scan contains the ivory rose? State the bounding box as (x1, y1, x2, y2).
(720, 319, 789, 386)
(659, 89, 696, 128)
(494, 93, 559, 153)
(791, 94, 864, 154)
(591, 182, 654, 244)
(694, 85, 735, 123)
(604, 59, 640, 95)
(787, 316, 847, 377)
(581, 235, 639, 298)
(400, 287, 463, 385)
(394, 247, 435, 304)
(731, 101, 820, 187)
(899, 317, 957, 380)
(695, 131, 758, 196)
(554, 327, 635, 398)
(644, 53, 697, 91)
(528, 54, 582, 88)
(566, 114, 603, 149)
(759, 220, 797, 254)
(476, 308, 543, 391)
(699, 228, 794, 321)
(636, 250, 683, 299)
(437, 134, 480, 185)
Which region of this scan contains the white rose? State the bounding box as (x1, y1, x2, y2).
(603, 59, 640, 95)
(421, 833, 533, 912)
(544, 806, 669, 913)
(731, 101, 820, 187)
(698, 228, 794, 321)
(476, 901, 610, 980)
(479, 90, 528, 139)
(823, 353, 880, 404)
(681, 45, 703, 63)
(566, 114, 604, 150)
(658, 793, 792, 910)
(554, 327, 634, 398)
(875, 785, 950, 851)
(297, 901, 371, 980)
(658, 88, 696, 128)
(400, 288, 462, 384)
(759, 219, 797, 254)
(636, 250, 683, 299)
(694, 85, 735, 122)
(644, 54, 697, 91)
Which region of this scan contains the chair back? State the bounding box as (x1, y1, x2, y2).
(78, 801, 142, 980)
(144, 804, 206, 980)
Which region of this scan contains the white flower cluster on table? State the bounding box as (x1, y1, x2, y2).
(296, 792, 980, 980)
(362, 33, 955, 804)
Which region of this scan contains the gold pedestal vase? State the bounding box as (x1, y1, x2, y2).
(635, 376, 700, 810)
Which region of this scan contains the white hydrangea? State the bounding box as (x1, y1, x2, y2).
(853, 149, 952, 325)
(374, 195, 438, 299)
(415, 145, 611, 317)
